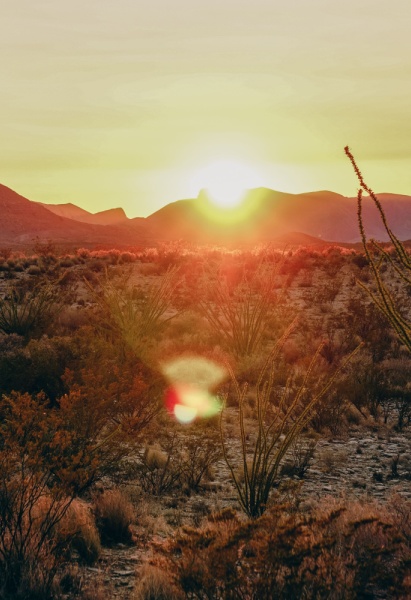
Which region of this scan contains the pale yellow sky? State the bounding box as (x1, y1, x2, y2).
(2, 0, 411, 217)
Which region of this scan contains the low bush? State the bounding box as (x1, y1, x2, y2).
(279, 438, 316, 479)
(221, 335, 361, 517)
(158, 499, 411, 599)
(56, 499, 101, 565)
(136, 424, 221, 496)
(0, 391, 100, 598)
(0, 281, 59, 337)
(93, 489, 135, 545)
(133, 564, 179, 600)
(0, 334, 76, 402)
(27, 265, 42, 275)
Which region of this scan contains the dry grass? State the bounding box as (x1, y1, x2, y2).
(132, 564, 179, 600)
(93, 489, 135, 545)
(155, 497, 411, 599)
(317, 446, 350, 474)
(55, 498, 101, 564)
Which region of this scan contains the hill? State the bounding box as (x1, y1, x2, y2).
(0, 184, 149, 248)
(38, 202, 128, 226)
(3, 183, 411, 248)
(145, 188, 411, 243)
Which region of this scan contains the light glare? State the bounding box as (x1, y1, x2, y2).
(174, 403, 197, 424)
(190, 159, 263, 208)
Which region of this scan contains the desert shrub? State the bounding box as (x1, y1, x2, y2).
(93, 489, 134, 545)
(157, 241, 187, 270)
(0, 391, 101, 598)
(196, 262, 283, 357)
(337, 348, 411, 428)
(133, 564, 180, 600)
(55, 499, 101, 565)
(389, 494, 411, 543)
(159, 499, 411, 599)
(352, 252, 369, 269)
(387, 454, 411, 481)
(107, 248, 121, 264)
(221, 332, 361, 517)
(59, 356, 162, 486)
(337, 355, 387, 419)
(76, 248, 91, 259)
(0, 334, 76, 402)
(23, 336, 75, 400)
(0, 374, 159, 594)
(0, 247, 12, 261)
(279, 438, 316, 479)
(179, 423, 222, 492)
(137, 440, 182, 496)
(379, 357, 411, 429)
(81, 267, 99, 284)
(88, 258, 105, 272)
(59, 257, 74, 268)
(57, 306, 91, 333)
(310, 388, 351, 435)
(138, 262, 164, 276)
(345, 295, 393, 362)
(136, 423, 221, 496)
(13, 263, 24, 272)
(85, 266, 181, 357)
(0, 281, 59, 337)
(27, 265, 42, 275)
(119, 251, 136, 263)
(33, 238, 57, 259)
(317, 446, 349, 474)
(344, 402, 364, 426)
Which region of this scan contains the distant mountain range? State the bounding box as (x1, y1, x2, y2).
(37, 202, 129, 226)
(0, 184, 149, 248)
(1, 183, 411, 249)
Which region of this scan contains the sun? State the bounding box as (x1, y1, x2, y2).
(189, 159, 263, 209)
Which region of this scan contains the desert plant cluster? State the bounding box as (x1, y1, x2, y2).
(1, 176, 411, 598)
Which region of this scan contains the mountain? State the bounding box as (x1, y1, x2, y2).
(37, 202, 128, 226)
(145, 188, 411, 244)
(0, 184, 149, 248)
(2, 182, 411, 249)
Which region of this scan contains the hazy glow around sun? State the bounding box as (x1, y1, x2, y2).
(189, 159, 264, 208)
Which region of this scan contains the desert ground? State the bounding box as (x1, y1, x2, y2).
(0, 241, 410, 599)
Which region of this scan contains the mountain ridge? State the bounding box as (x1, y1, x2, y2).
(37, 202, 128, 225)
(0, 184, 149, 248)
(2, 182, 411, 248)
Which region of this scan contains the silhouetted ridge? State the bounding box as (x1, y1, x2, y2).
(2, 182, 411, 246)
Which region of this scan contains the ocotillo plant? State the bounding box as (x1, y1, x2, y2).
(197, 261, 285, 357)
(345, 146, 411, 352)
(0, 282, 58, 337)
(220, 324, 362, 518)
(85, 265, 181, 355)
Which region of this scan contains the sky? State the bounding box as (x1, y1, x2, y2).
(2, 0, 411, 217)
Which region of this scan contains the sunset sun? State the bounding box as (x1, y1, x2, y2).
(190, 159, 263, 209)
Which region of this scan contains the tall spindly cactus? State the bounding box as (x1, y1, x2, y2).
(345, 146, 411, 352)
(220, 324, 361, 518)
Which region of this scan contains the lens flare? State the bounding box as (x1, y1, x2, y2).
(161, 356, 227, 424)
(166, 384, 222, 424)
(162, 356, 226, 389)
(174, 403, 198, 424)
(189, 159, 263, 209)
